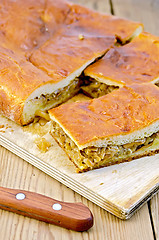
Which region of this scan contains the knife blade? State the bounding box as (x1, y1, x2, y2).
(0, 186, 93, 232)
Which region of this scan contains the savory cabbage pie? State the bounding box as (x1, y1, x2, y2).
(49, 83, 159, 172)
(2, 0, 158, 173)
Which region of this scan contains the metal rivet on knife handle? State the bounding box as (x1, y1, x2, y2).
(0, 186, 94, 231)
(16, 193, 26, 200)
(52, 203, 62, 211)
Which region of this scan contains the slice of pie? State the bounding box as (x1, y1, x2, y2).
(0, 46, 54, 125)
(83, 32, 159, 98)
(0, 31, 109, 125)
(49, 83, 159, 172)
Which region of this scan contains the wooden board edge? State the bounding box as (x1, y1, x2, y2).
(125, 184, 159, 219)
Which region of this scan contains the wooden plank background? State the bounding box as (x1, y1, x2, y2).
(0, 0, 158, 239)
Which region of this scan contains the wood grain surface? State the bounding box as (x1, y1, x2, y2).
(0, 0, 159, 239)
(0, 147, 155, 240)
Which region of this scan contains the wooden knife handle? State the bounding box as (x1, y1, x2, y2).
(0, 186, 93, 232)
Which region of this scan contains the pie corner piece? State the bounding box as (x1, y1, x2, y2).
(84, 31, 159, 95)
(49, 83, 159, 173)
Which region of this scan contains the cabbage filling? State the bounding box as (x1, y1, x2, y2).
(80, 77, 119, 98)
(35, 77, 81, 109)
(51, 121, 159, 172)
(23, 78, 81, 124)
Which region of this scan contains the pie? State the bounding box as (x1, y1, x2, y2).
(0, 0, 142, 125)
(1, 0, 158, 173)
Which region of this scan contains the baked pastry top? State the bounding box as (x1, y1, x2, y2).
(49, 83, 159, 149)
(0, 0, 70, 54)
(29, 27, 114, 80)
(64, 3, 143, 43)
(84, 32, 159, 87)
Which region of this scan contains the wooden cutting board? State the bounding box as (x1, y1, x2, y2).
(0, 107, 159, 219)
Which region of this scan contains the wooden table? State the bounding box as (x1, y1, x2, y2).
(0, 0, 159, 239)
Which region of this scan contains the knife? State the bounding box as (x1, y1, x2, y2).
(0, 186, 93, 232)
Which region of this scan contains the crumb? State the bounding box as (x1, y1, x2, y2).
(6, 124, 12, 127)
(35, 110, 50, 121)
(0, 125, 4, 128)
(100, 182, 104, 185)
(112, 170, 117, 173)
(38, 118, 48, 126)
(33, 40, 37, 46)
(78, 34, 84, 40)
(34, 137, 51, 153)
(0, 130, 5, 133)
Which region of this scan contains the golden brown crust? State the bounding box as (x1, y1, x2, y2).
(0, 0, 142, 54)
(29, 28, 114, 80)
(49, 83, 159, 147)
(0, 0, 70, 54)
(66, 3, 143, 42)
(84, 32, 159, 86)
(29, 1, 143, 81)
